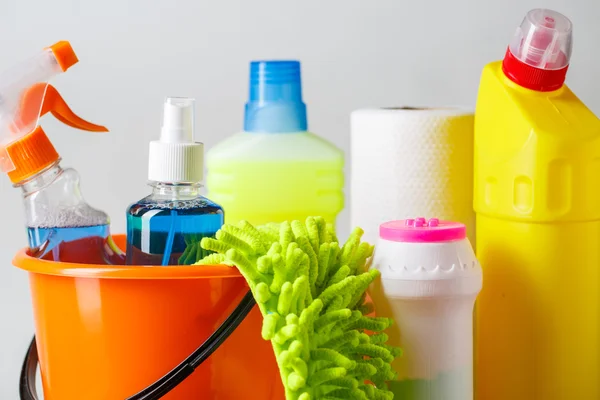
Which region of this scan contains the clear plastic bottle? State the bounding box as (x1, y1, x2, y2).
(0, 41, 124, 264)
(206, 60, 344, 226)
(126, 98, 224, 266)
(22, 161, 123, 264)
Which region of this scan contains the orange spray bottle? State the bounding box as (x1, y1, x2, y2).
(474, 9, 600, 399)
(0, 42, 124, 264)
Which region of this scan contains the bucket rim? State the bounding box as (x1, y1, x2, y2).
(12, 248, 242, 279)
(12, 248, 241, 279)
(11, 234, 242, 279)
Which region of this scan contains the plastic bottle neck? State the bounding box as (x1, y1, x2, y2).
(17, 161, 63, 195)
(502, 47, 568, 92)
(244, 60, 307, 133)
(150, 182, 202, 200)
(244, 102, 307, 133)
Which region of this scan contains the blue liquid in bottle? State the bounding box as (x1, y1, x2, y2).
(20, 163, 124, 264)
(28, 224, 114, 263)
(126, 186, 224, 266)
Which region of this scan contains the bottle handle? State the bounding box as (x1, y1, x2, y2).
(19, 336, 37, 400)
(19, 291, 256, 400)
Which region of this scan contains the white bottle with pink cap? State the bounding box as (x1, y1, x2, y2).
(368, 217, 482, 400)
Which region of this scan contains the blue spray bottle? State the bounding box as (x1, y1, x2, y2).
(126, 97, 224, 265)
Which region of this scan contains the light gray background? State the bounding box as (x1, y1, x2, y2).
(0, 0, 597, 397)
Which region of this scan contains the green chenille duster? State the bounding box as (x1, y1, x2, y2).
(196, 217, 400, 400)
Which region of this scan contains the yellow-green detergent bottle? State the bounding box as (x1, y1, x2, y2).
(206, 61, 344, 226)
(474, 9, 600, 400)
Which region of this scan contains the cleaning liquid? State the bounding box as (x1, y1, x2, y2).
(0, 41, 124, 264)
(474, 9, 600, 399)
(126, 97, 224, 266)
(28, 225, 111, 263)
(206, 60, 344, 226)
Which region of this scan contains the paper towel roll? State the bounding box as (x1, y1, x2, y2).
(350, 108, 475, 246)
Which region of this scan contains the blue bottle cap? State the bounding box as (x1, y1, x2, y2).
(244, 60, 308, 133)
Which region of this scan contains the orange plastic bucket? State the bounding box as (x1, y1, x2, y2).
(13, 235, 284, 400)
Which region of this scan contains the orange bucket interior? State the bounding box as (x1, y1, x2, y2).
(13, 235, 284, 400)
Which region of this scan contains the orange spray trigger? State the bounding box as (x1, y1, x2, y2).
(19, 83, 108, 132)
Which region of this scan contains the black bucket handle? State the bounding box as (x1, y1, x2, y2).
(20, 291, 256, 400)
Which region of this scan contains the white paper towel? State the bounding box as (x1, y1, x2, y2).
(350, 108, 475, 246)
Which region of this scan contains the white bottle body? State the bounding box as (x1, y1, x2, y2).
(369, 237, 482, 400)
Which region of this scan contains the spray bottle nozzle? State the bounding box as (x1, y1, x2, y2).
(148, 97, 204, 184)
(48, 41, 79, 72)
(160, 97, 195, 143)
(0, 41, 108, 183)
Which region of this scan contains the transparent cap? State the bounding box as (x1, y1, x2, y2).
(508, 9, 573, 70)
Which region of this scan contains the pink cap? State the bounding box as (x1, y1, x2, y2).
(379, 217, 466, 243)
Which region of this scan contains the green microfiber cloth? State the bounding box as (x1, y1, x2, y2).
(196, 217, 401, 400)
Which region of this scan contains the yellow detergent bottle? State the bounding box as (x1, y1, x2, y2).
(474, 9, 600, 400)
(206, 61, 344, 226)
